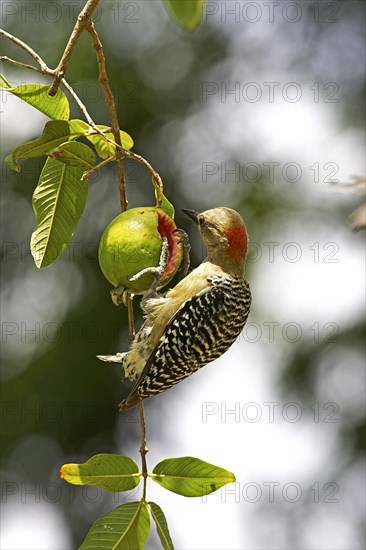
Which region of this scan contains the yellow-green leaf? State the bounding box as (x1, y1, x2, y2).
(50, 141, 96, 168)
(60, 454, 140, 492)
(151, 456, 236, 497)
(0, 77, 70, 120)
(159, 194, 175, 219)
(148, 502, 174, 550)
(165, 0, 205, 30)
(79, 501, 150, 550)
(0, 74, 13, 90)
(5, 119, 89, 171)
(86, 124, 133, 159)
(31, 157, 88, 268)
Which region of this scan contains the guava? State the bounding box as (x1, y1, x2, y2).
(98, 207, 183, 302)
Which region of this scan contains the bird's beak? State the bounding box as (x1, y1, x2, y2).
(182, 209, 200, 224)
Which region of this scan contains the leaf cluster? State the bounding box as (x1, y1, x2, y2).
(1, 75, 133, 268)
(61, 454, 235, 549)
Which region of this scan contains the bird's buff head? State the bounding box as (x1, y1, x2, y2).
(182, 207, 248, 272)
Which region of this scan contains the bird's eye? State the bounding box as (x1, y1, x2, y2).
(198, 217, 205, 226)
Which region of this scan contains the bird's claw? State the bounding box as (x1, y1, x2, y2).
(173, 228, 191, 280)
(135, 237, 169, 312)
(129, 236, 169, 284)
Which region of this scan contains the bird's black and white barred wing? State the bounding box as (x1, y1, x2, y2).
(121, 277, 251, 410)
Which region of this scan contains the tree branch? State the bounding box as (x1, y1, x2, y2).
(0, 56, 53, 76)
(85, 17, 135, 350)
(1, 28, 164, 207)
(0, 28, 49, 71)
(0, 31, 118, 143)
(125, 151, 164, 207)
(86, 20, 127, 211)
(48, 0, 100, 96)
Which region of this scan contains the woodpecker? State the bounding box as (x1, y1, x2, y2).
(99, 207, 251, 410)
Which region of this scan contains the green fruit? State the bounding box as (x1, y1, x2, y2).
(98, 207, 183, 300)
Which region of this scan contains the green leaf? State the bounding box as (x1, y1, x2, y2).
(152, 184, 175, 220)
(160, 195, 175, 219)
(0, 74, 13, 90)
(164, 0, 205, 30)
(3, 153, 19, 172)
(151, 456, 236, 497)
(148, 502, 174, 550)
(79, 501, 150, 550)
(31, 157, 88, 268)
(60, 454, 140, 492)
(50, 141, 96, 168)
(5, 119, 89, 171)
(0, 77, 70, 120)
(12, 84, 70, 120)
(86, 124, 134, 159)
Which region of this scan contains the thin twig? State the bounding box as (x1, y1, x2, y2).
(0, 32, 115, 143)
(0, 29, 49, 70)
(0, 53, 94, 131)
(1, 30, 165, 203)
(61, 79, 95, 126)
(139, 401, 148, 500)
(81, 155, 115, 180)
(0, 31, 96, 126)
(86, 20, 127, 211)
(48, 0, 100, 96)
(0, 56, 53, 75)
(125, 150, 163, 206)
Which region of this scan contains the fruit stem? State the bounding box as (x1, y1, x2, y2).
(124, 150, 164, 207)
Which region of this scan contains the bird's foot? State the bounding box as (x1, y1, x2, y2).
(173, 228, 191, 280)
(129, 237, 169, 311)
(129, 236, 169, 286)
